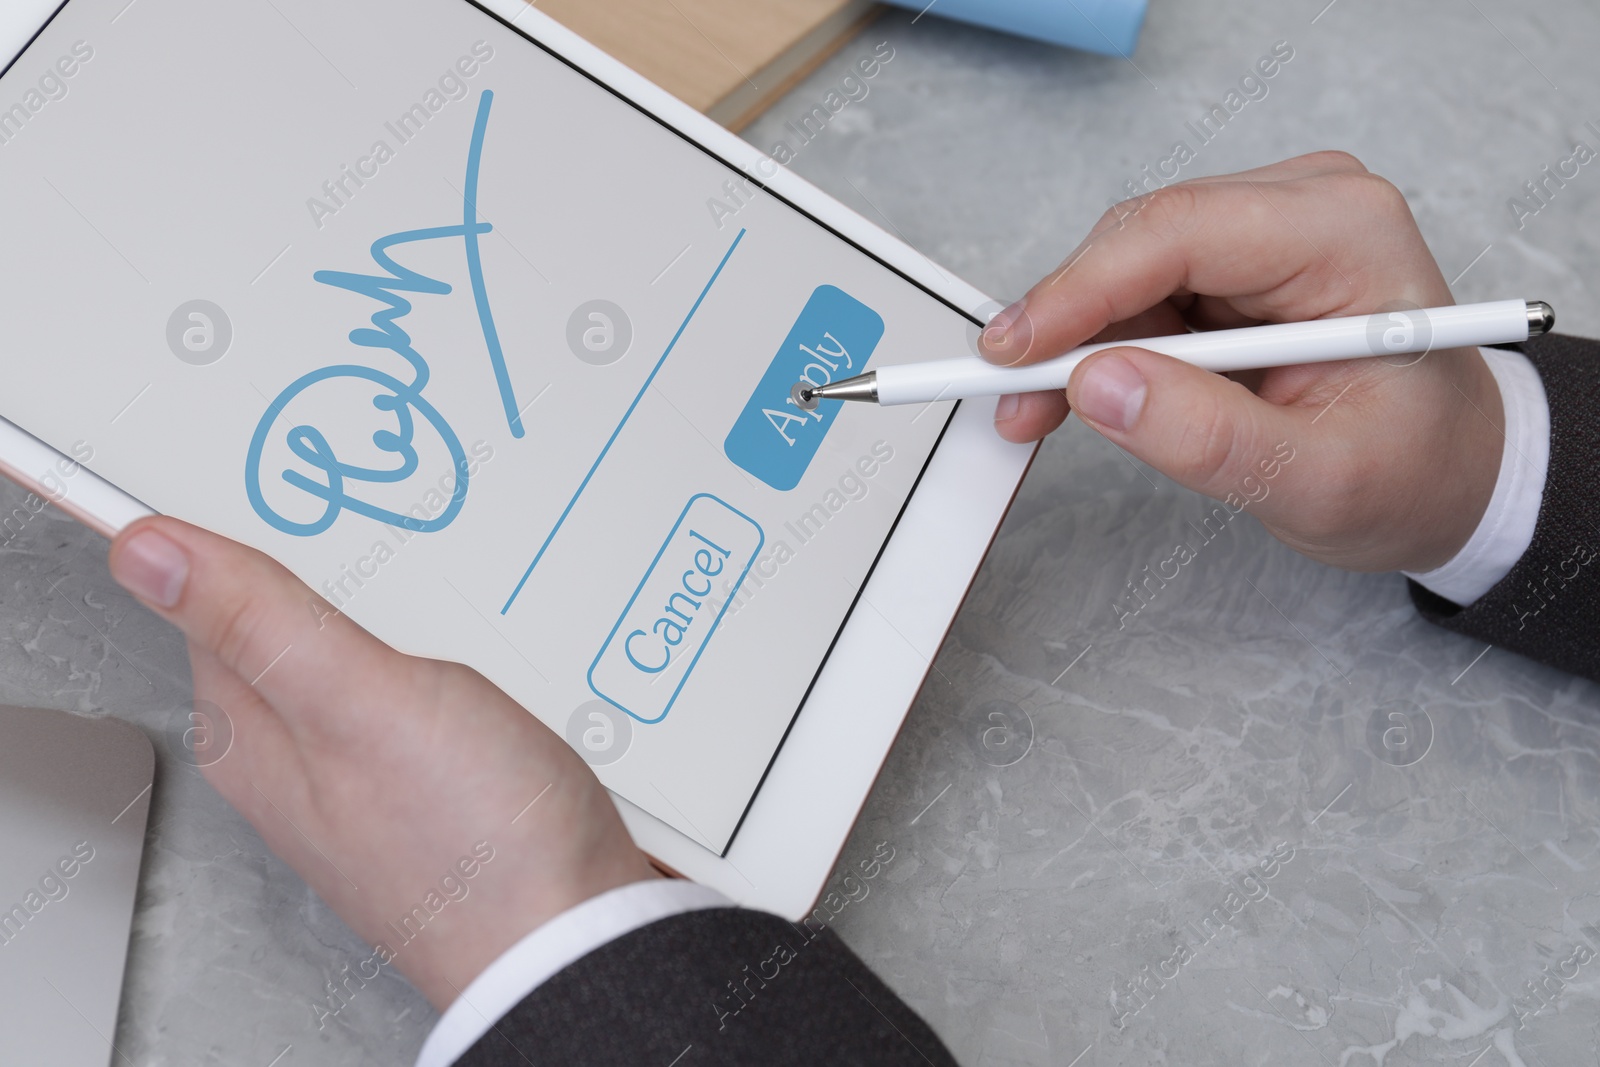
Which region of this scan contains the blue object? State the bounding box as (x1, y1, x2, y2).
(881, 0, 1149, 56)
(724, 285, 885, 492)
(588, 495, 764, 724)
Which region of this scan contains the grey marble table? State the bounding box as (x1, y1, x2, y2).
(5, 0, 1600, 1064)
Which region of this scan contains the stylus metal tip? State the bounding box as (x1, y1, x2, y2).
(800, 372, 879, 406)
(791, 381, 820, 412)
(1527, 300, 1555, 336)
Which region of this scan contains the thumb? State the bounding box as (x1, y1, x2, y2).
(1067, 348, 1306, 506)
(108, 516, 396, 716)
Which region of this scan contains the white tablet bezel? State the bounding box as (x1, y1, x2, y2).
(0, 0, 1035, 921)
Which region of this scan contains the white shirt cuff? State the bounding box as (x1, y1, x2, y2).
(414, 879, 734, 1067)
(1403, 347, 1550, 606)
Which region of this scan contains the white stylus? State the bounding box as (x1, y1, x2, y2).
(795, 299, 1554, 409)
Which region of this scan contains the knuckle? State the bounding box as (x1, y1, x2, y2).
(211, 595, 269, 676)
(1350, 172, 1412, 219)
(1096, 181, 1203, 239)
(1302, 149, 1369, 174)
(1095, 198, 1145, 234)
(1140, 183, 1204, 240)
(1096, 202, 1129, 229)
(1171, 387, 1248, 489)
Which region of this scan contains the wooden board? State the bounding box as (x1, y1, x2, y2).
(536, 0, 880, 129)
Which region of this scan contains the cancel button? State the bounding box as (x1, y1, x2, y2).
(588, 495, 764, 724)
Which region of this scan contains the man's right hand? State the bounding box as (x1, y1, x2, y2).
(981, 151, 1507, 575)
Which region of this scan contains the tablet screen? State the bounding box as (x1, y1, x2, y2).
(0, 0, 964, 852)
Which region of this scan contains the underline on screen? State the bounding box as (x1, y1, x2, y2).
(500, 227, 748, 615)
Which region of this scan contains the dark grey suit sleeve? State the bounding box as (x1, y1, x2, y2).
(454, 907, 957, 1067)
(1409, 332, 1600, 681)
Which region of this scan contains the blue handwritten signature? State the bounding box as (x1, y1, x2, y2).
(246, 89, 521, 537)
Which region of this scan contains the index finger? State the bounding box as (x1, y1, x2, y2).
(977, 157, 1434, 367)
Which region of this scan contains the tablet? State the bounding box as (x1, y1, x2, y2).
(0, 0, 1032, 918)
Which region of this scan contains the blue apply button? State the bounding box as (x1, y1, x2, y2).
(588, 495, 764, 725)
(725, 285, 885, 491)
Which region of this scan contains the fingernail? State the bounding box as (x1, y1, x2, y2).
(980, 301, 1026, 356)
(995, 393, 1020, 422)
(1075, 354, 1147, 432)
(113, 529, 189, 609)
